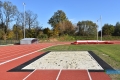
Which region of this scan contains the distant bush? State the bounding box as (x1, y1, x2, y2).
(57, 35, 120, 41)
(37, 34, 120, 42)
(57, 35, 75, 41)
(74, 36, 97, 40)
(102, 36, 120, 40)
(38, 34, 48, 39)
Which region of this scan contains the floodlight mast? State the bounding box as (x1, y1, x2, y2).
(23, 3, 25, 38)
(97, 15, 102, 41)
(100, 16, 102, 41)
(97, 20, 98, 41)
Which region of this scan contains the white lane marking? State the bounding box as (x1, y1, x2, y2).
(0, 42, 68, 65)
(0, 46, 45, 59)
(0, 45, 55, 65)
(23, 69, 36, 80)
(0, 48, 35, 57)
(56, 69, 62, 80)
(87, 70, 92, 80)
(0, 50, 36, 59)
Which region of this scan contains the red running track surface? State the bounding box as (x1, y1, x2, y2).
(90, 72, 111, 80)
(58, 70, 90, 80)
(0, 43, 111, 80)
(24, 70, 111, 80)
(25, 70, 59, 80)
(0, 43, 54, 63)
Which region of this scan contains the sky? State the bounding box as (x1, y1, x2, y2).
(2, 0, 120, 30)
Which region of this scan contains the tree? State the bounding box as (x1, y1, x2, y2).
(14, 12, 25, 38)
(114, 22, 120, 36)
(15, 11, 22, 26)
(24, 10, 38, 38)
(13, 24, 23, 40)
(43, 27, 53, 38)
(48, 10, 76, 37)
(33, 21, 42, 38)
(7, 30, 14, 39)
(102, 24, 114, 36)
(25, 10, 38, 30)
(48, 10, 68, 36)
(58, 20, 75, 35)
(3, 1, 18, 40)
(43, 27, 50, 35)
(77, 20, 97, 36)
(0, 1, 4, 30)
(77, 21, 84, 36)
(48, 10, 67, 28)
(0, 29, 5, 39)
(0, 22, 7, 40)
(0, 1, 2, 23)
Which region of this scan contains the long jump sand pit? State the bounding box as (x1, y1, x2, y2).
(22, 51, 103, 70)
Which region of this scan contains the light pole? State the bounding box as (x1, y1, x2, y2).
(96, 20, 98, 41)
(100, 16, 102, 41)
(23, 3, 25, 38)
(97, 15, 102, 41)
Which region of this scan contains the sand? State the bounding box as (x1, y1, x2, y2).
(22, 51, 103, 70)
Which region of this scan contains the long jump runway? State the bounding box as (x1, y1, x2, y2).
(0, 43, 111, 80)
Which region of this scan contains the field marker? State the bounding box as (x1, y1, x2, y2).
(87, 70, 92, 80)
(56, 69, 62, 80)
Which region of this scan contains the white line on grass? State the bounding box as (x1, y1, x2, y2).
(87, 70, 92, 80)
(0, 45, 55, 66)
(23, 69, 36, 80)
(56, 69, 62, 80)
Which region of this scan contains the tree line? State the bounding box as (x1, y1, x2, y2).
(102, 22, 120, 36)
(0, 1, 42, 40)
(0, 0, 120, 40)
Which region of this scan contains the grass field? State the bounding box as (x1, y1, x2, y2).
(43, 44, 120, 80)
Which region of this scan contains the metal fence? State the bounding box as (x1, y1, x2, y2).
(0, 40, 20, 45)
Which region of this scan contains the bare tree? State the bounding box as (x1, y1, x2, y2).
(15, 11, 22, 26)
(0, 1, 3, 23)
(3, 1, 17, 40)
(25, 10, 38, 30)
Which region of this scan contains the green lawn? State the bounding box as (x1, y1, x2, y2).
(43, 44, 120, 62)
(43, 44, 120, 80)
